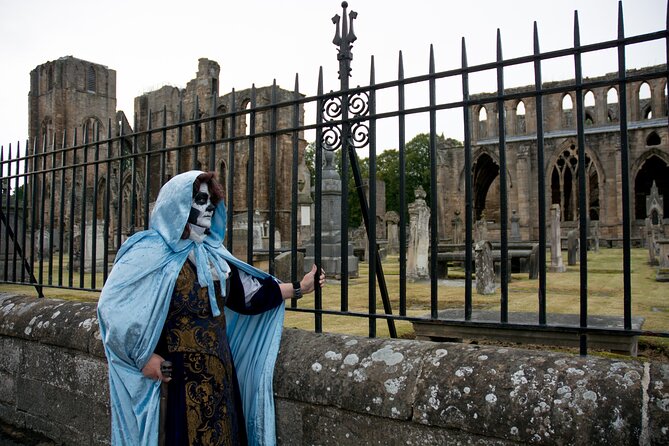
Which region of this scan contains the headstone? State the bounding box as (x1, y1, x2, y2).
(451, 210, 463, 245)
(274, 250, 305, 283)
(655, 240, 669, 282)
(591, 221, 600, 252)
(567, 228, 579, 266)
(475, 240, 495, 294)
(407, 186, 430, 281)
(528, 243, 540, 280)
(549, 204, 566, 272)
(385, 211, 400, 255)
(303, 148, 359, 278)
(510, 210, 521, 241)
(646, 181, 665, 266)
(84, 220, 106, 272)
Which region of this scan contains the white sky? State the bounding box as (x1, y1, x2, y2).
(0, 0, 665, 153)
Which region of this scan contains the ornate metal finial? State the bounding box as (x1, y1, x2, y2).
(332, 1, 357, 79)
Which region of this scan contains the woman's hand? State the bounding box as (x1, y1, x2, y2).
(280, 264, 326, 300)
(141, 353, 171, 382)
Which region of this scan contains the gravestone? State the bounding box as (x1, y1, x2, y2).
(656, 240, 669, 282)
(567, 228, 579, 266)
(407, 186, 430, 281)
(510, 210, 521, 241)
(528, 243, 540, 280)
(591, 221, 600, 252)
(549, 204, 566, 272)
(385, 211, 400, 255)
(475, 240, 495, 294)
(451, 210, 463, 244)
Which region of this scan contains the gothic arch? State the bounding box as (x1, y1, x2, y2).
(82, 116, 104, 143)
(469, 148, 514, 223)
(632, 149, 669, 218)
(546, 141, 602, 222)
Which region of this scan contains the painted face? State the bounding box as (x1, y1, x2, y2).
(188, 183, 215, 229)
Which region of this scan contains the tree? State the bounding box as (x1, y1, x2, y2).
(303, 132, 462, 229)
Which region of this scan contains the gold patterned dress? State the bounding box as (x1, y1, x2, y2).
(154, 260, 282, 446)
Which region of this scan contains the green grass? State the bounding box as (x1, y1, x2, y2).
(1, 248, 667, 358)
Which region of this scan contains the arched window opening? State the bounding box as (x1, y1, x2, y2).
(646, 131, 661, 146)
(478, 106, 488, 139)
(606, 87, 619, 123)
(584, 91, 595, 107)
(244, 100, 252, 136)
(639, 82, 651, 119)
(562, 94, 573, 128)
(562, 94, 573, 110)
(516, 100, 526, 134)
(607, 87, 618, 104)
(87, 65, 96, 93)
(550, 145, 599, 222)
(472, 153, 500, 222)
(584, 91, 595, 126)
(634, 156, 669, 218)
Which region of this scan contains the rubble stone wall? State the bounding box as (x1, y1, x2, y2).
(0, 293, 667, 445)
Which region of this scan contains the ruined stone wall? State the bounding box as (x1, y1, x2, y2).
(438, 66, 669, 242)
(0, 293, 667, 445)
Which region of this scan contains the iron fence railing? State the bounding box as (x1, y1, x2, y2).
(1, 1, 668, 354)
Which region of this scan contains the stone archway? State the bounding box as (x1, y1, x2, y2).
(472, 152, 500, 222)
(634, 154, 669, 219)
(548, 144, 601, 222)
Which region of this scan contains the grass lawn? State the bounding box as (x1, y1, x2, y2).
(1, 247, 667, 360)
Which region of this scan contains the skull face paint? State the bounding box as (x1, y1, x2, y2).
(188, 183, 215, 229)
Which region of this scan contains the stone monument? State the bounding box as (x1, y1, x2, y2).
(451, 210, 463, 245)
(475, 240, 495, 294)
(567, 228, 579, 266)
(385, 211, 400, 255)
(510, 210, 521, 241)
(549, 204, 566, 273)
(304, 148, 359, 279)
(407, 186, 430, 281)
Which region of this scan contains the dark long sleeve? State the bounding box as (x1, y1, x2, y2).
(224, 263, 283, 315)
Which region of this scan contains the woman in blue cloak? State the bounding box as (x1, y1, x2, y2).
(97, 171, 324, 446)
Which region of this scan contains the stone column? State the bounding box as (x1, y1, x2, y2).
(407, 186, 430, 281)
(549, 204, 566, 272)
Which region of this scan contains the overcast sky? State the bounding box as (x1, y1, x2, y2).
(0, 0, 665, 153)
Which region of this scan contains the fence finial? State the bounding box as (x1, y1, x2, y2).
(332, 1, 358, 79)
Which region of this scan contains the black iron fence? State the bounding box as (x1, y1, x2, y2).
(1, 1, 668, 354)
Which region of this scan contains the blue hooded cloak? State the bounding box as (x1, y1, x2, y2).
(97, 170, 285, 445)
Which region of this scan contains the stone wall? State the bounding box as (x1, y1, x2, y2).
(0, 293, 667, 445)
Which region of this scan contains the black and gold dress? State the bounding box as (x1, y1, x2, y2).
(154, 260, 283, 446)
